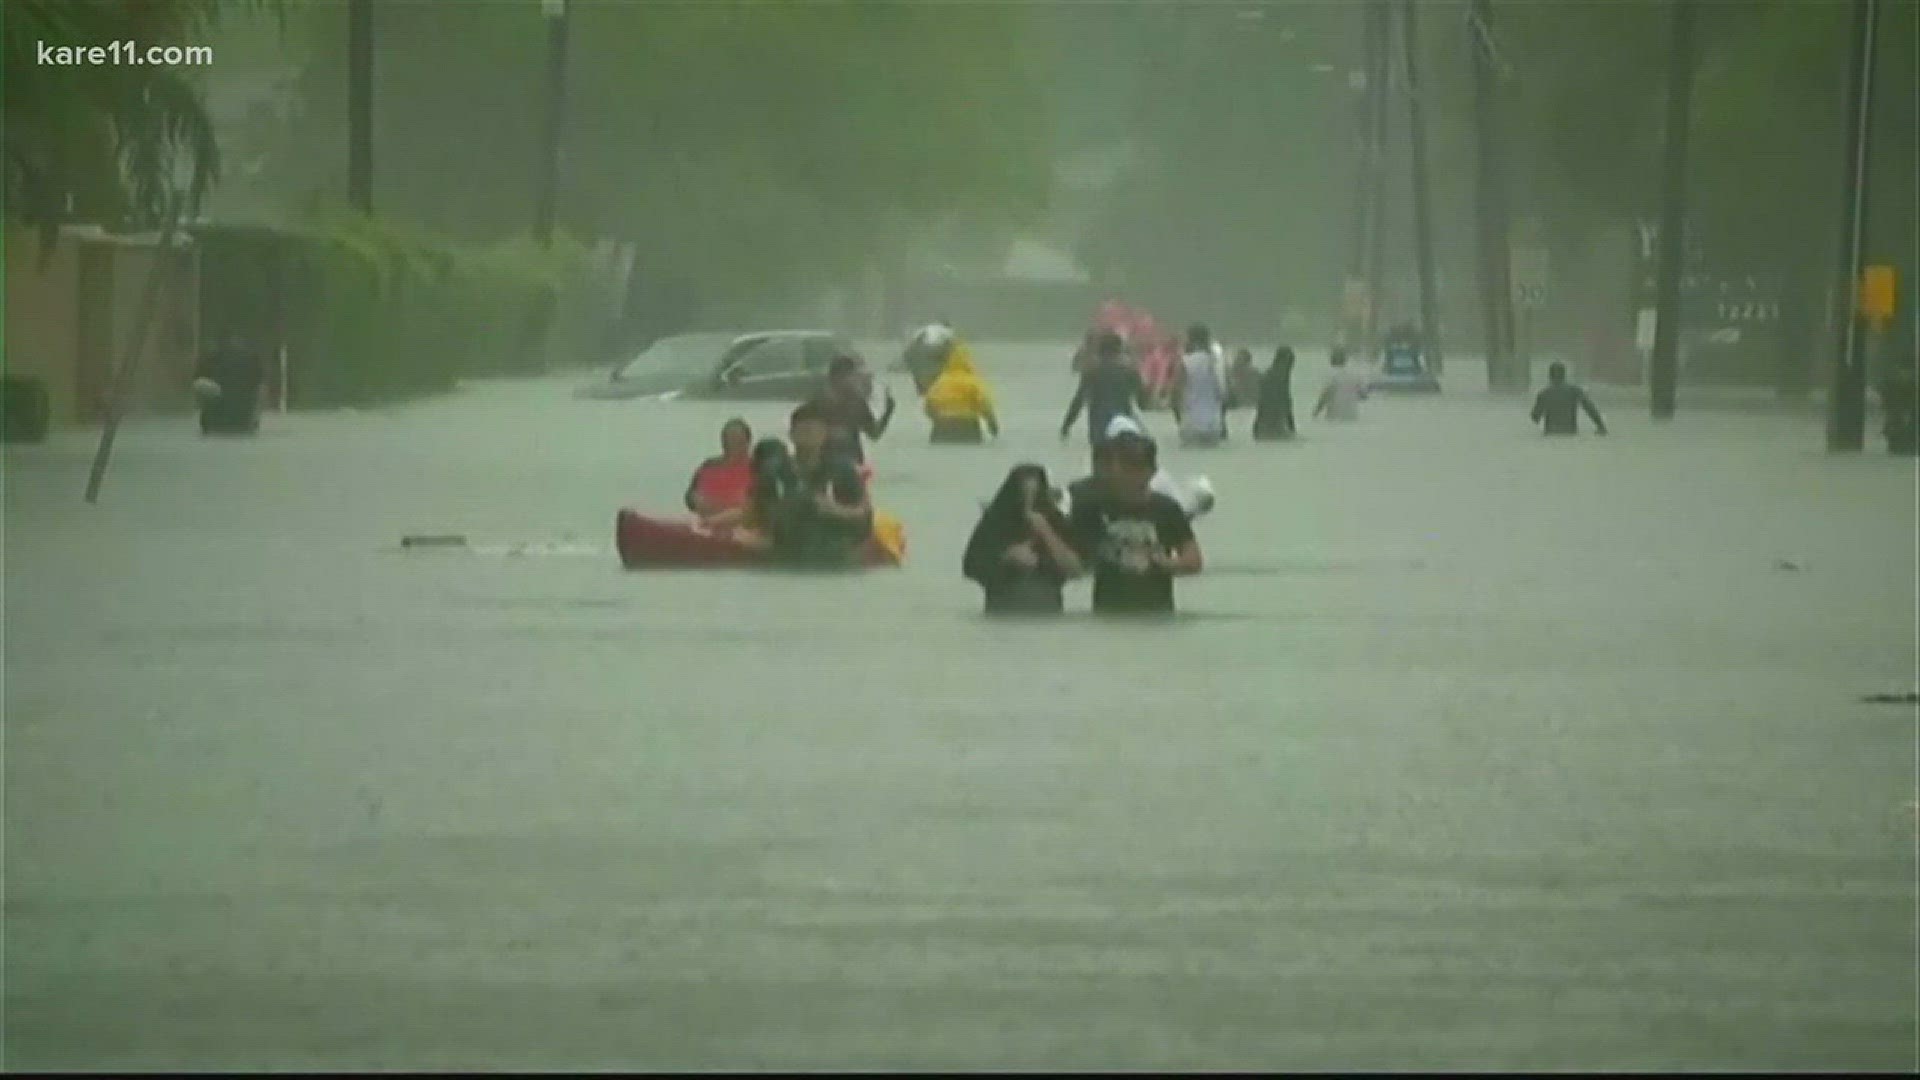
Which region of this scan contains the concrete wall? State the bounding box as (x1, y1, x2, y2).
(5, 226, 83, 424)
(104, 241, 199, 415)
(2, 225, 200, 424)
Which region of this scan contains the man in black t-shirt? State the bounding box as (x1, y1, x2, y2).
(1530, 362, 1608, 436)
(1067, 431, 1202, 614)
(771, 400, 874, 566)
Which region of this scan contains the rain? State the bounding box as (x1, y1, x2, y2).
(4, 0, 1916, 1071)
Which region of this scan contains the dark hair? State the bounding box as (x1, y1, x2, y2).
(1548, 361, 1568, 382)
(828, 354, 862, 381)
(965, 463, 1066, 587)
(1271, 344, 1296, 367)
(749, 437, 800, 513)
(750, 437, 791, 471)
(1095, 330, 1124, 359)
(722, 417, 751, 438)
(986, 463, 1052, 520)
(1330, 346, 1348, 367)
(1186, 324, 1211, 351)
(790, 400, 832, 426)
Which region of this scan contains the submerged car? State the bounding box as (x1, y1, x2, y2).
(578, 330, 858, 401)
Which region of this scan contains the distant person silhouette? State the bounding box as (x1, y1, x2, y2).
(1530, 362, 1608, 436)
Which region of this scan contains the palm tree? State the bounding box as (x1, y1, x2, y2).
(2, 0, 261, 246)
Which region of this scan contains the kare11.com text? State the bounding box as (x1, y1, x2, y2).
(37, 41, 213, 67)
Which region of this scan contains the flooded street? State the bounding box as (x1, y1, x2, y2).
(5, 341, 1915, 1070)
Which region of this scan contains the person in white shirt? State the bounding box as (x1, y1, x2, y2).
(1313, 346, 1369, 421)
(1172, 324, 1229, 447)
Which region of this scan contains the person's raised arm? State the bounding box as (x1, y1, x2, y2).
(865, 390, 896, 439)
(1581, 390, 1608, 435)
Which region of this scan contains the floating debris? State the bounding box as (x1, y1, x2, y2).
(1860, 691, 1920, 705)
(401, 534, 468, 549)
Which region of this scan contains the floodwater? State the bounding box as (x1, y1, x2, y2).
(5, 341, 1916, 1070)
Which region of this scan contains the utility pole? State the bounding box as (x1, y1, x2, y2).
(1346, 1, 1386, 350)
(1365, 0, 1392, 358)
(1400, 0, 1444, 375)
(1469, 0, 1518, 391)
(520, 0, 572, 373)
(1827, 0, 1879, 452)
(347, 0, 373, 212)
(1650, 0, 1698, 421)
(533, 0, 571, 244)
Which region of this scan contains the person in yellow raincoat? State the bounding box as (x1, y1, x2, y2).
(921, 340, 1000, 444)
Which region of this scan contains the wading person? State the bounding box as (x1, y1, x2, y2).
(1253, 345, 1297, 440)
(963, 463, 1080, 615)
(1226, 347, 1260, 410)
(1530, 361, 1608, 436)
(1060, 330, 1147, 448)
(902, 318, 954, 395)
(1313, 346, 1368, 422)
(921, 339, 1000, 444)
(1172, 323, 1228, 447)
(193, 331, 265, 436)
(766, 401, 874, 566)
(1068, 430, 1203, 616)
(814, 354, 895, 470)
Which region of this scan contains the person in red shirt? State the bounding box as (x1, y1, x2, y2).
(684, 418, 755, 520)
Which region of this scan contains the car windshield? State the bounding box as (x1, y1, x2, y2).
(612, 333, 744, 381)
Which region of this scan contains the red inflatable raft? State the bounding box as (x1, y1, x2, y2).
(615, 510, 902, 570)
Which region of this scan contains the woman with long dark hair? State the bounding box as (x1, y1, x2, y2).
(1253, 345, 1298, 440)
(962, 464, 1081, 614)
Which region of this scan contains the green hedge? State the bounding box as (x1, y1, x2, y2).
(272, 213, 594, 407)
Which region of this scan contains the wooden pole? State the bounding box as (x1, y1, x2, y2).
(85, 199, 184, 504)
(1649, 0, 1698, 421)
(1400, 0, 1445, 375)
(1470, 0, 1519, 390)
(1827, 0, 1878, 451)
(1365, 0, 1392, 357)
